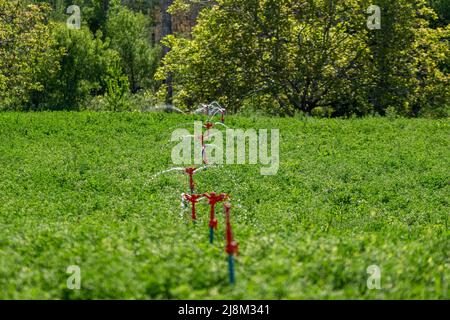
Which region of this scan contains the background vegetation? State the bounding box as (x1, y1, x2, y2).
(0, 0, 448, 116)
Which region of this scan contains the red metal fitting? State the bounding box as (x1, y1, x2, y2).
(185, 168, 196, 193)
(209, 218, 218, 229)
(226, 241, 239, 255)
(183, 193, 203, 220)
(224, 203, 238, 256)
(203, 192, 228, 231)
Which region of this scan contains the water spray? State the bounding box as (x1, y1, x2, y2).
(194, 102, 227, 124)
(202, 122, 215, 164)
(151, 166, 211, 195)
(149, 104, 241, 285)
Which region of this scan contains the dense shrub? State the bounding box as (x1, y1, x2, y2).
(28, 23, 122, 110)
(3, 1, 162, 111)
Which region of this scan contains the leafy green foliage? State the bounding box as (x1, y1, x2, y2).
(0, 112, 448, 299)
(428, 0, 450, 27)
(27, 0, 111, 32)
(104, 60, 131, 111)
(157, 0, 449, 117)
(1, 0, 448, 114)
(29, 23, 121, 110)
(106, 5, 161, 93)
(0, 0, 162, 111)
(366, 0, 449, 117)
(0, 1, 61, 110)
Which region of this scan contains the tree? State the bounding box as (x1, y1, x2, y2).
(428, 0, 450, 27)
(29, 23, 121, 110)
(0, 0, 61, 110)
(157, 0, 373, 115)
(367, 0, 449, 116)
(31, 0, 112, 33)
(106, 5, 160, 93)
(157, 0, 449, 116)
(160, 0, 174, 103)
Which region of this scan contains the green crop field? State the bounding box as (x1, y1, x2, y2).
(0, 112, 448, 299)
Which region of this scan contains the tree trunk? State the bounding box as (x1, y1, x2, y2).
(160, 0, 174, 104)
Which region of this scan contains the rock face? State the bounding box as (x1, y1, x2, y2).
(152, 3, 200, 44)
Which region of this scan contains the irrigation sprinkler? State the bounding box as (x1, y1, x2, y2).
(209, 102, 227, 123)
(182, 193, 204, 221)
(224, 203, 238, 284)
(151, 166, 211, 195)
(144, 104, 186, 114)
(184, 167, 197, 194)
(194, 102, 227, 124)
(208, 105, 227, 124)
(203, 192, 229, 244)
(149, 106, 241, 285)
(183, 166, 214, 193)
(204, 122, 214, 130)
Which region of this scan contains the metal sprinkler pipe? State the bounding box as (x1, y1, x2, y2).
(183, 194, 203, 221)
(224, 203, 238, 284)
(201, 133, 207, 165)
(202, 122, 214, 165)
(185, 168, 197, 194)
(203, 192, 228, 243)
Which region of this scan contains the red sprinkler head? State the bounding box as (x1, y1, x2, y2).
(183, 193, 203, 220)
(185, 168, 197, 193)
(204, 122, 214, 130)
(203, 193, 229, 243)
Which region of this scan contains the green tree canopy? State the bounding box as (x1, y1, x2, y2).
(157, 0, 449, 117)
(0, 1, 61, 109)
(106, 5, 161, 93)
